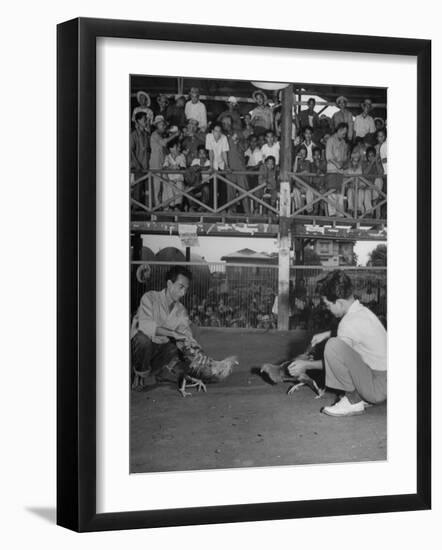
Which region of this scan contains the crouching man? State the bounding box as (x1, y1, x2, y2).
(290, 269, 387, 417)
(130, 265, 194, 390)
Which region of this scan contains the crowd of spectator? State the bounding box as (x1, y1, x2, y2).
(182, 279, 386, 330)
(130, 88, 387, 217)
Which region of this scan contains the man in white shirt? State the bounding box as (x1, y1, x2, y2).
(205, 124, 230, 170)
(131, 265, 195, 390)
(184, 87, 207, 131)
(354, 98, 376, 140)
(261, 130, 280, 165)
(289, 269, 387, 416)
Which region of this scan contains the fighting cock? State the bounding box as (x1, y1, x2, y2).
(259, 346, 325, 398)
(175, 338, 238, 397)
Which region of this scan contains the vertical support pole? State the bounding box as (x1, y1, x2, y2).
(213, 173, 218, 211)
(186, 247, 191, 262)
(277, 84, 293, 331)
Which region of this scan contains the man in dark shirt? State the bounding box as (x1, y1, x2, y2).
(130, 111, 150, 203)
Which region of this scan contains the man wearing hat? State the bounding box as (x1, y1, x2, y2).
(332, 96, 354, 141)
(217, 96, 242, 132)
(185, 87, 207, 131)
(132, 91, 154, 129)
(354, 99, 376, 140)
(250, 90, 273, 136)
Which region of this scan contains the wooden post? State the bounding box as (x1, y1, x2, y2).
(277, 84, 293, 331)
(185, 247, 191, 262)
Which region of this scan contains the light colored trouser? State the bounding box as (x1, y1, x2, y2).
(324, 337, 387, 404)
(347, 186, 372, 213)
(327, 192, 345, 216)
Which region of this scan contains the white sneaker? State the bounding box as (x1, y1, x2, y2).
(322, 396, 365, 417)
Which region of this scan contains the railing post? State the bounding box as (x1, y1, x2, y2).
(213, 172, 218, 211)
(354, 176, 358, 219)
(148, 173, 152, 210)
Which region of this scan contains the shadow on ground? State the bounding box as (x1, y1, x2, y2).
(130, 328, 387, 473)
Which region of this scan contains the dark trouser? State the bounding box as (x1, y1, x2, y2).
(324, 337, 387, 404)
(131, 331, 179, 376)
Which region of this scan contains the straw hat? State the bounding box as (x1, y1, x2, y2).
(136, 91, 151, 106)
(227, 96, 238, 104)
(252, 89, 268, 103)
(336, 95, 348, 105)
(153, 115, 165, 127)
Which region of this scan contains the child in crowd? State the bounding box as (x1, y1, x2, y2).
(189, 145, 212, 208)
(261, 130, 280, 165)
(363, 146, 384, 218)
(345, 149, 369, 215)
(258, 155, 279, 210)
(292, 146, 312, 212)
(295, 126, 317, 162)
(310, 146, 327, 215)
(162, 138, 186, 210)
(244, 134, 264, 168)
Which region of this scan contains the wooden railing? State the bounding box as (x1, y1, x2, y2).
(131, 169, 386, 222)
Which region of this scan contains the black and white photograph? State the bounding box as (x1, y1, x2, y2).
(129, 76, 388, 473)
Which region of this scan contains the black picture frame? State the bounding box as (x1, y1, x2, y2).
(57, 17, 431, 532)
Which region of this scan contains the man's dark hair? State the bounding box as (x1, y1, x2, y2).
(165, 265, 193, 284)
(366, 146, 376, 157)
(312, 146, 322, 156)
(197, 144, 207, 153)
(134, 111, 147, 122)
(265, 155, 276, 164)
(303, 125, 314, 134)
(336, 122, 349, 132)
(316, 270, 353, 302)
(308, 97, 316, 104)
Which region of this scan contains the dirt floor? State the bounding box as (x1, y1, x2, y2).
(130, 328, 387, 473)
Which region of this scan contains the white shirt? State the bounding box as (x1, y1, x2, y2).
(261, 142, 280, 165)
(379, 141, 388, 175)
(354, 114, 376, 138)
(338, 299, 387, 371)
(205, 133, 229, 170)
(244, 147, 264, 167)
(184, 100, 207, 130)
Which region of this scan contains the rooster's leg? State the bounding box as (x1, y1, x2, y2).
(185, 376, 207, 393)
(178, 377, 192, 397)
(287, 382, 305, 395)
(311, 380, 326, 399)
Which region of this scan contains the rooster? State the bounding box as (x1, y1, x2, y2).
(259, 346, 325, 398)
(175, 338, 238, 397)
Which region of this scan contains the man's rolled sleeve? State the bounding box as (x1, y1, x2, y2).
(137, 293, 158, 340)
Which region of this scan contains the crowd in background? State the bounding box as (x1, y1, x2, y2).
(130, 87, 387, 217)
